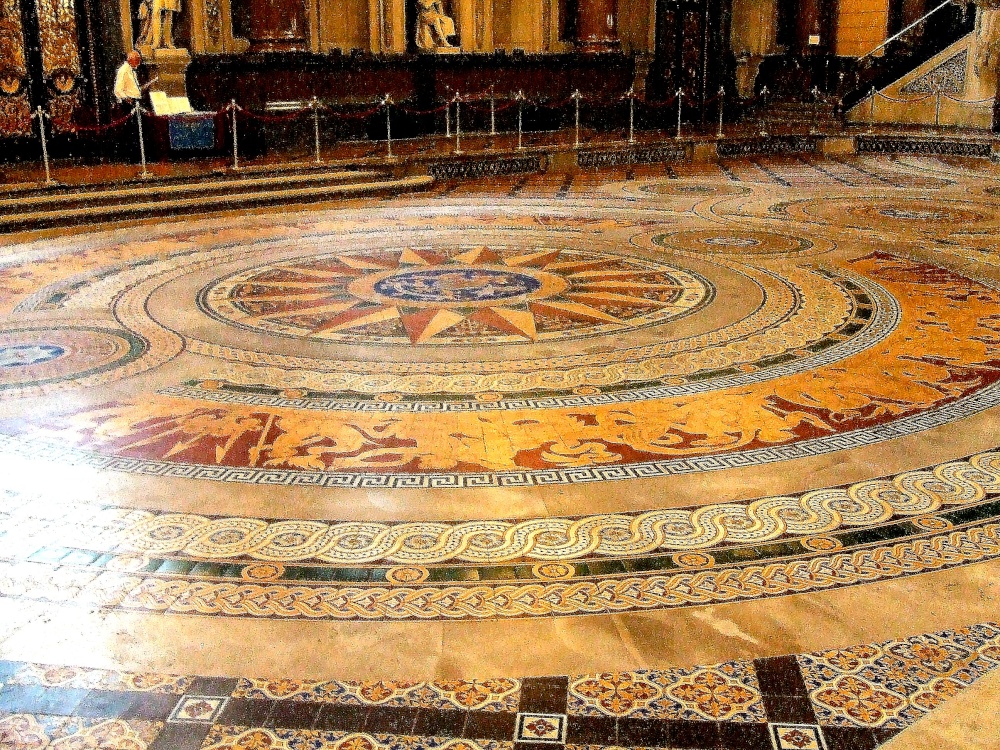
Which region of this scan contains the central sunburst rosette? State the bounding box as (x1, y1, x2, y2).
(201, 245, 711, 345)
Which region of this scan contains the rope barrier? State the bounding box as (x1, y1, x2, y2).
(874, 91, 935, 104)
(941, 94, 995, 106)
(65, 110, 135, 133)
(396, 102, 451, 116)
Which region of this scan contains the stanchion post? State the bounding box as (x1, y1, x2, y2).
(716, 86, 725, 139)
(445, 99, 451, 138)
(935, 87, 942, 128)
(382, 94, 393, 158)
(868, 87, 876, 134)
(230, 99, 239, 171)
(135, 103, 150, 178)
(627, 88, 635, 144)
(516, 90, 525, 150)
(33, 106, 53, 185)
(490, 88, 496, 136)
(454, 92, 462, 154)
(675, 89, 684, 139)
(571, 89, 582, 148)
(810, 86, 820, 135)
(312, 96, 322, 164)
(758, 86, 769, 138)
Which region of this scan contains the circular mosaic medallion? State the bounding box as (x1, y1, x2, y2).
(0, 327, 147, 392)
(200, 246, 713, 346)
(782, 197, 996, 231)
(0, 344, 65, 368)
(652, 228, 825, 257)
(609, 180, 753, 199)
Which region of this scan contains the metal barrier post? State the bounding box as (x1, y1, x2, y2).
(454, 92, 462, 154)
(572, 89, 582, 148)
(516, 90, 525, 150)
(675, 89, 684, 139)
(33, 107, 53, 185)
(312, 96, 322, 164)
(490, 89, 496, 136)
(627, 88, 635, 144)
(758, 86, 769, 137)
(383, 95, 393, 158)
(445, 100, 451, 137)
(868, 87, 876, 133)
(935, 88, 942, 127)
(230, 99, 239, 171)
(810, 86, 820, 134)
(135, 103, 150, 178)
(716, 86, 725, 139)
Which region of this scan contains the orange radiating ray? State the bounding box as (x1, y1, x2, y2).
(454, 246, 501, 265)
(334, 255, 393, 270)
(529, 300, 623, 324)
(565, 291, 664, 308)
(311, 305, 400, 333)
(400, 309, 467, 343)
(399, 248, 447, 266)
(503, 249, 561, 267)
(253, 300, 359, 321)
(469, 307, 538, 340)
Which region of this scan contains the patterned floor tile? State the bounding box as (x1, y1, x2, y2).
(0, 713, 163, 749)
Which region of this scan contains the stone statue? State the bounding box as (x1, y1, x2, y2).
(138, 0, 182, 50)
(415, 0, 456, 50)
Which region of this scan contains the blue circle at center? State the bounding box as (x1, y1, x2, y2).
(373, 269, 542, 303)
(0, 343, 65, 368)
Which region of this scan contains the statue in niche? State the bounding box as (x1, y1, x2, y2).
(415, 0, 457, 50)
(137, 0, 182, 49)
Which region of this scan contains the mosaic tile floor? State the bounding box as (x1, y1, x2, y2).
(2, 154, 1000, 748)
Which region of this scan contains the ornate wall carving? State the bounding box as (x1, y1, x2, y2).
(0, 0, 32, 135)
(35, 0, 83, 128)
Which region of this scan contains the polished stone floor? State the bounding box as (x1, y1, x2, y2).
(1, 154, 1000, 749)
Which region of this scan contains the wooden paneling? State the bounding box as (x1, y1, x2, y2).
(835, 0, 890, 56)
(319, 0, 369, 50)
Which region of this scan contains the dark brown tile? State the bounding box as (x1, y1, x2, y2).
(514, 743, 563, 750)
(73, 689, 139, 718)
(123, 692, 181, 721)
(617, 717, 672, 748)
(666, 719, 719, 748)
(464, 709, 517, 740)
(717, 721, 772, 750)
(872, 727, 901, 745)
(518, 677, 569, 714)
(754, 656, 809, 697)
(761, 695, 817, 724)
(216, 697, 274, 726)
(413, 707, 467, 737)
(148, 723, 212, 750)
(364, 705, 419, 734)
(821, 725, 880, 750)
(265, 699, 323, 729)
(565, 714, 617, 745)
(313, 703, 369, 732)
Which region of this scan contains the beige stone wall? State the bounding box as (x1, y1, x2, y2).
(318, 0, 369, 51)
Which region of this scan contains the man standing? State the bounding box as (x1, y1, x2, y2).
(114, 51, 143, 105)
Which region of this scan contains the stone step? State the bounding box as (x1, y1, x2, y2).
(0, 174, 434, 232)
(0, 169, 384, 214)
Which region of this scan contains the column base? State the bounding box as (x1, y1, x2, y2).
(142, 47, 192, 99)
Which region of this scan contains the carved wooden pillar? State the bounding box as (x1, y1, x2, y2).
(246, 0, 308, 51)
(368, 0, 405, 51)
(576, 0, 619, 51)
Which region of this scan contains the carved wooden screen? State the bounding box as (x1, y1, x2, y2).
(0, 0, 82, 136)
(652, 0, 726, 117)
(0, 0, 32, 135)
(36, 0, 83, 128)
